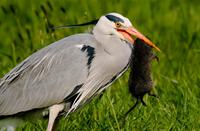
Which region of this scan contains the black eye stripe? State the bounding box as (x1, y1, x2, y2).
(105, 15, 124, 23)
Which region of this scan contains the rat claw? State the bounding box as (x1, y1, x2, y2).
(155, 56, 159, 62)
(152, 54, 159, 62)
(148, 92, 159, 98)
(141, 98, 147, 106)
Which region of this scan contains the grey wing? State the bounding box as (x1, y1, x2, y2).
(0, 34, 95, 116)
(69, 49, 131, 112)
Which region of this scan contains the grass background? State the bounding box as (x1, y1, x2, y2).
(0, 0, 200, 130)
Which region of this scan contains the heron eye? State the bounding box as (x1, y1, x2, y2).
(115, 22, 122, 28)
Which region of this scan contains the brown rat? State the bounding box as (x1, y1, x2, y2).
(125, 38, 158, 116)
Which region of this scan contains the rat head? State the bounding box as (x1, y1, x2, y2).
(133, 38, 159, 63)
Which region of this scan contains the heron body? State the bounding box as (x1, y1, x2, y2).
(0, 33, 131, 116)
(0, 13, 160, 130)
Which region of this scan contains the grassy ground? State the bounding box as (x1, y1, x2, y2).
(0, 0, 200, 130)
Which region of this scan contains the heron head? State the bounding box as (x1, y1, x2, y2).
(94, 13, 160, 51)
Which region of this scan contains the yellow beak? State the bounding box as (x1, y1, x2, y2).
(118, 26, 160, 51)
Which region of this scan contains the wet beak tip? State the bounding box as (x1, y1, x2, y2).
(154, 46, 161, 52)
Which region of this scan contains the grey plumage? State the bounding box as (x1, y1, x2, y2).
(0, 33, 131, 116)
(0, 12, 160, 130)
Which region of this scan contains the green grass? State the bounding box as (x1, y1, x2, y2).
(0, 0, 200, 130)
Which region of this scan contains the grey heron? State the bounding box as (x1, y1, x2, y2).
(0, 12, 160, 131)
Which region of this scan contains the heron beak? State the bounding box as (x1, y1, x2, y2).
(124, 26, 160, 51)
